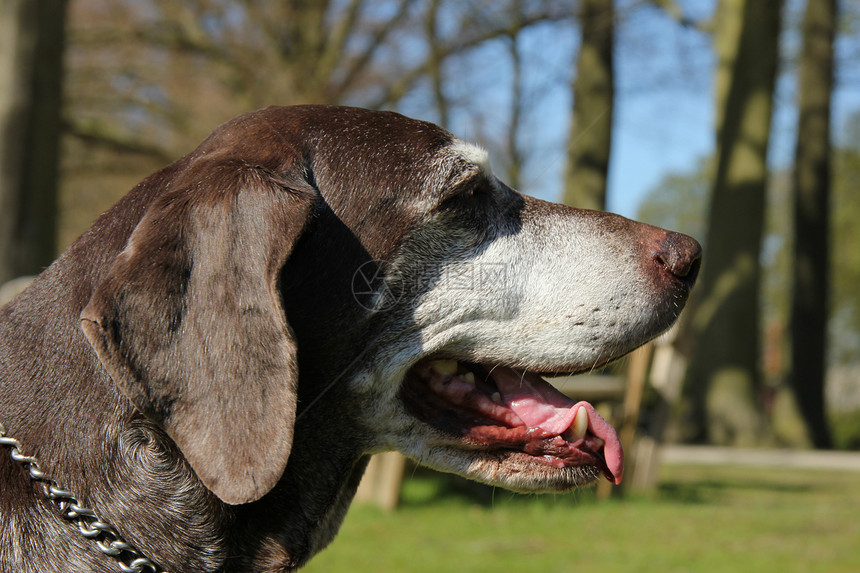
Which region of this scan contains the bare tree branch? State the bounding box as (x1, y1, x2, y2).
(64, 118, 174, 162)
(427, 0, 449, 126)
(370, 7, 574, 109)
(647, 0, 713, 33)
(329, 0, 412, 102)
(318, 0, 365, 87)
(505, 4, 525, 189)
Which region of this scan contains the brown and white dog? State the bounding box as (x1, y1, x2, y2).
(0, 105, 700, 572)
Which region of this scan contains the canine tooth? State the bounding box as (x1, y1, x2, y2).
(462, 372, 476, 384)
(430, 359, 458, 375)
(570, 406, 588, 441)
(491, 392, 503, 404)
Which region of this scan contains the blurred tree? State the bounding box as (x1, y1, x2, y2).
(503, 4, 525, 190)
(64, 0, 412, 159)
(636, 157, 816, 445)
(60, 0, 575, 245)
(426, 0, 450, 128)
(831, 119, 860, 364)
(0, 0, 68, 284)
(789, 0, 837, 449)
(637, 112, 860, 446)
(684, 0, 783, 446)
(563, 0, 614, 210)
(64, 0, 574, 163)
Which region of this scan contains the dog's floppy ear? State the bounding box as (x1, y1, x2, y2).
(81, 160, 317, 505)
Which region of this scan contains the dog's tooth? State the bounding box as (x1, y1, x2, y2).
(491, 392, 503, 404)
(570, 406, 588, 441)
(429, 359, 458, 376)
(462, 372, 476, 384)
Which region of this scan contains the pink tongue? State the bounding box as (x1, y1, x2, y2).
(491, 366, 624, 483)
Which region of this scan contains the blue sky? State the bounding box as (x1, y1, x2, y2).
(607, 0, 714, 217)
(400, 0, 859, 222)
(396, 0, 720, 218)
(607, 0, 860, 219)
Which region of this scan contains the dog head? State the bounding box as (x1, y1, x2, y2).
(80, 105, 700, 505)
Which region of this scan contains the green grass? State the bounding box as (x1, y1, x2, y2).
(303, 464, 860, 572)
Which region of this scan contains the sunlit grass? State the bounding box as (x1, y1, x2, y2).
(303, 463, 860, 573)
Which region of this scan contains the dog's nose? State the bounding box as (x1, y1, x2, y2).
(653, 231, 702, 283)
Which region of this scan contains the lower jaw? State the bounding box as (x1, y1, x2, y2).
(451, 448, 605, 492)
(456, 430, 606, 472)
(401, 422, 607, 491)
(400, 408, 611, 484)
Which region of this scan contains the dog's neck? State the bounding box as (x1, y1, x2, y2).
(233, 446, 371, 570)
(229, 393, 372, 571)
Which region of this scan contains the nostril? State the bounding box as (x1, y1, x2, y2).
(654, 232, 703, 282)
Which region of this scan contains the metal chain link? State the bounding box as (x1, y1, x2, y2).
(0, 422, 165, 573)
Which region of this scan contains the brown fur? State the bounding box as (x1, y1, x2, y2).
(0, 105, 700, 572)
(0, 106, 476, 572)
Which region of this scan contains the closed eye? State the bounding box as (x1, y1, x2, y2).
(437, 180, 494, 212)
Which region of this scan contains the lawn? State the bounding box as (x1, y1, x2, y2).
(303, 463, 860, 573)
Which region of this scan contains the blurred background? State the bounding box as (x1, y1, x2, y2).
(1, 0, 858, 571)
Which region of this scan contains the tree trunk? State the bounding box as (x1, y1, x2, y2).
(0, 0, 67, 284)
(563, 0, 614, 211)
(505, 8, 525, 190)
(684, 0, 782, 446)
(789, 0, 836, 449)
(426, 0, 450, 128)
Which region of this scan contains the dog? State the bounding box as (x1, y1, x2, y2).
(0, 105, 701, 572)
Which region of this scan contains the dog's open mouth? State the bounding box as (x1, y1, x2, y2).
(401, 358, 623, 485)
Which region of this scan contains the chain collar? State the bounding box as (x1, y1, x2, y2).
(0, 422, 166, 573)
